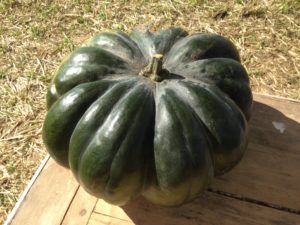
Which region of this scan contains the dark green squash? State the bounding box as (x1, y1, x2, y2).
(42, 27, 252, 206)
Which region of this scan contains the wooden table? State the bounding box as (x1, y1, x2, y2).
(4, 94, 300, 225)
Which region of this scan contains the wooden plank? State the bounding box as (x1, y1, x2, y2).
(88, 213, 134, 225)
(4, 155, 50, 225)
(94, 200, 133, 222)
(93, 194, 300, 225)
(210, 94, 300, 211)
(212, 142, 300, 209)
(9, 159, 79, 225)
(61, 187, 98, 225)
(254, 94, 300, 118)
(249, 94, 300, 153)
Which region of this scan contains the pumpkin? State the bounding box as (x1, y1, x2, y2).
(42, 27, 252, 206)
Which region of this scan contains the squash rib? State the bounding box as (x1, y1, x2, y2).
(173, 80, 247, 174)
(69, 79, 139, 178)
(72, 81, 154, 205)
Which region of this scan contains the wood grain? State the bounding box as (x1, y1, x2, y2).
(61, 187, 98, 225)
(10, 159, 79, 225)
(88, 212, 134, 225)
(93, 193, 300, 225)
(211, 94, 300, 211)
(249, 95, 300, 153)
(94, 200, 132, 222)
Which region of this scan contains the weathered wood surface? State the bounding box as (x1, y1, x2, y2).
(9, 159, 79, 225)
(211, 94, 300, 212)
(92, 194, 300, 225)
(6, 94, 300, 225)
(61, 187, 98, 225)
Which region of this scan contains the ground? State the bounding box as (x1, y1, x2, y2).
(0, 0, 299, 223)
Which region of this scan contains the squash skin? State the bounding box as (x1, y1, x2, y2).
(43, 27, 252, 206)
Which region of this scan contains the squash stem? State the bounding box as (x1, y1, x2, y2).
(139, 54, 167, 82)
(151, 54, 163, 81)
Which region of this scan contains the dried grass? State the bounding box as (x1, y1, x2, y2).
(0, 0, 299, 223)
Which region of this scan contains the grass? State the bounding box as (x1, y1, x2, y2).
(0, 0, 299, 223)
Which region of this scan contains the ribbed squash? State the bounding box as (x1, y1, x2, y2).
(42, 27, 252, 206)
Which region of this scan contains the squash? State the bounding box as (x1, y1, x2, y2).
(42, 27, 252, 206)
